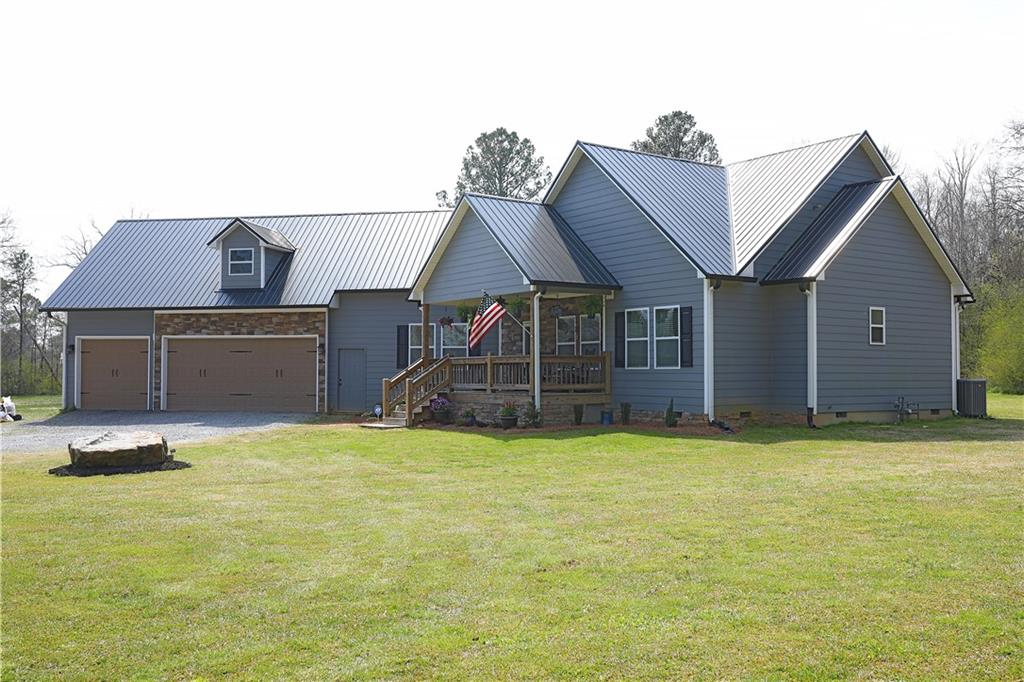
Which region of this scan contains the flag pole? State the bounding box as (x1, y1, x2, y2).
(483, 290, 531, 337)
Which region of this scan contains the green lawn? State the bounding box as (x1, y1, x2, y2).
(3, 415, 1023, 679)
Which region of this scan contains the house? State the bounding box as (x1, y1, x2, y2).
(42, 131, 973, 425)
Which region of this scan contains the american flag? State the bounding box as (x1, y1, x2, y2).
(468, 291, 505, 349)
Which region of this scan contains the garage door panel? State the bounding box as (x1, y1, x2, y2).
(165, 337, 316, 412)
(79, 338, 149, 410)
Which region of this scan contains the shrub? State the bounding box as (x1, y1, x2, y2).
(620, 402, 631, 425)
(664, 398, 678, 427)
(572, 404, 584, 425)
(522, 402, 542, 428)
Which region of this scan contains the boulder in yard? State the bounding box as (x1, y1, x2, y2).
(68, 431, 170, 468)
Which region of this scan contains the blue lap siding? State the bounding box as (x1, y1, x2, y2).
(553, 156, 704, 413)
(65, 309, 156, 409)
(816, 196, 952, 412)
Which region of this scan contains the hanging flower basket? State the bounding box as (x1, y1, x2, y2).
(438, 315, 455, 327)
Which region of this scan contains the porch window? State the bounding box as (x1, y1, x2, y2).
(442, 322, 468, 357)
(580, 314, 601, 355)
(654, 306, 680, 369)
(869, 307, 885, 345)
(409, 323, 436, 362)
(625, 308, 649, 369)
(556, 316, 576, 355)
(228, 248, 254, 276)
(499, 319, 530, 356)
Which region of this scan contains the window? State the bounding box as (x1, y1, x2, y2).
(580, 314, 601, 356)
(654, 306, 680, 368)
(556, 315, 576, 355)
(499, 319, 530, 356)
(441, 322, 468, 357)
(228, 248, 254, 276)
(869, 307, 885, 345)
(625, 308, 649, 369)
(409, 323, 436, 362)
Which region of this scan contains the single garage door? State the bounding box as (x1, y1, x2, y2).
(164, 336, 317, 412)
(79, 337, 150, 410)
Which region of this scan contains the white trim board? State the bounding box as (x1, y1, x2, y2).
(74, 335, 152, 411)
(159, 334, 321, 413)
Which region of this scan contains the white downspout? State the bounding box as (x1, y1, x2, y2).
(703, 278, 715, 421)
(532, 289, 542, 411)
(804, 282, 818, 416)
(951, 285, 960, 413)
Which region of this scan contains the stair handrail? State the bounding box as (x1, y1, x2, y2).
(382, 356, 428, 418)
(404, 356, 453, 426)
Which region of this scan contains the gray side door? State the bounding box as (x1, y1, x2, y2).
(337, 348, 367, 412)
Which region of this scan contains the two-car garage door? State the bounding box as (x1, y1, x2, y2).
(163, 337, 317, 411)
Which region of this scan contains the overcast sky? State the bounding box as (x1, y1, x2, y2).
(3, 0, 1021, 298)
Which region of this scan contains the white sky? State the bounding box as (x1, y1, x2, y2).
(3, 0, 1021, 298)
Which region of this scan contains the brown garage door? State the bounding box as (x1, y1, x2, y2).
(164, 337, 317, 412)
(79, 338, 150, 410)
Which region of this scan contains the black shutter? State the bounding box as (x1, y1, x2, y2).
(680, 306, 693, 368)
(396, 325, 409, 368)
(614, 311, 625, 368)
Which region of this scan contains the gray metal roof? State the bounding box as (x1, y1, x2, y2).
(728, 133, 864, 272)
(764, 176, 898, 282)
(42, 210, 450, 310)
(465, 194, 619, 289)
(575, 142, 733, 275)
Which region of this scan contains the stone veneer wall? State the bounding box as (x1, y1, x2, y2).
(153, 311, 327, 411)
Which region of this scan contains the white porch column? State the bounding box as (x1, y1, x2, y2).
(532, 289, 542, 411)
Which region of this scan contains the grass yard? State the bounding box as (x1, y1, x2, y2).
(0, 394, 62, 424)
(2, 412, 1023, 679)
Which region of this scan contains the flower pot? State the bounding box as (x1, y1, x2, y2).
(499, 415, 518, 429)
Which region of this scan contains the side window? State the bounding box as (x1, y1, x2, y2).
(556, 316, 576, 355)
(654, 306, 680, 369)
(579, 314, 601, 356)
(442, 322, 468, 357)
(625, 308, 650, 369)
(869, 307, 885, 345)
(409, 323, 436, 361)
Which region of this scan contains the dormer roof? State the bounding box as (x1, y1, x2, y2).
(206, 218, 296, 252)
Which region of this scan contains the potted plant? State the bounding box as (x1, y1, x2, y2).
(506, 295, 527, 319)
(456, 304, 475, 323)
(498, 400, 519, 429)
(580, 295, 603, 318)
(459, 407, 476, 427)
(430, 396, 453, 424)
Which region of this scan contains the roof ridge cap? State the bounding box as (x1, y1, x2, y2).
(114, 209, 451, 225)
(726, 132, 863, 166)
(577, 141, 725, 169)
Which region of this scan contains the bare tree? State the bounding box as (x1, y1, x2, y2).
(45, 220, 107, 270)
(880, 143, 904, 175)
(0, 211, 17, 253)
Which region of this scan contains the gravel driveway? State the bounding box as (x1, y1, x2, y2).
(2, 411, 310, 455)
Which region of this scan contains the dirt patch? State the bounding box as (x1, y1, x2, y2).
(48, 461, 192, 477)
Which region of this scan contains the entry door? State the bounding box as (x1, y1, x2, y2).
(337, 348, 366, 412)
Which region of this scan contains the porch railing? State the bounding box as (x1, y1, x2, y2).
(450, 352, 610, 393)
(382, 356, 427, 418)
(404, 356, 452, 426)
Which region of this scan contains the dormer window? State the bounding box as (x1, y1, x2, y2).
(228, 248, 254, 276)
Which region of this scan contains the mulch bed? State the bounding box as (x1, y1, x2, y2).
(401, 421, 729, 437)
(48, 461, 192, 477)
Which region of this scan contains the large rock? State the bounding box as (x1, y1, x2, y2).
(68, 431, 170, 468)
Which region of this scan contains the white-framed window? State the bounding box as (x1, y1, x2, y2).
(228, 248, 254, 276)
(409, 323, 436, 362)
(498, 319, 530, 356)
(869, 307, 886, 345)
(625, 307, 650, 369)
(442, 322, 468, 357)
(654, 305, 680, 368)
(556, 315, 576, 355)
(580, 314, 602, 356)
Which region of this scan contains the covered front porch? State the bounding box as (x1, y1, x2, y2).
(383, 287, 615, 425)
(387, 192, 622, 424)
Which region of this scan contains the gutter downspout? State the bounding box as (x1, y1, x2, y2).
(703, 278, 717, 422)
(531, 288, 542, 412)
(801, 282, 818, 428)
